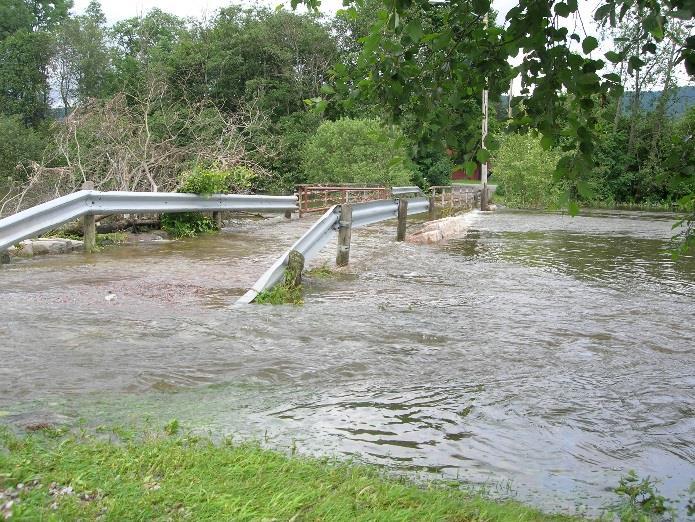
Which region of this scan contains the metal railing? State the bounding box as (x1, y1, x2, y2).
(237, 197, 431, 304)
(296, 184, 390, 217)
(0, 190, 297, 253)
(430, 185, 479, 209)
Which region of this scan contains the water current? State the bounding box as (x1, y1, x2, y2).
(1, 209, 693, 516)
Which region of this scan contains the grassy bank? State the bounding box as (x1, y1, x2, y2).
(0, 426, 577, 521)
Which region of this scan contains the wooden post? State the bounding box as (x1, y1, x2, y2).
(396, 198, 407, 242)
(1, 251, 10, 265)
(336, 204, 352, 267)
(285, 249, 304, 288)
(481, 183, 489, 211)
(213, 211, 223, 229)
(428, 196, 436, 220)
(81, 181, 96, 253)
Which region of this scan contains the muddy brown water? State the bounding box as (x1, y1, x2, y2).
(1, 209, 694, 516)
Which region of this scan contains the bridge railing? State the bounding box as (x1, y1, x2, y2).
(430, 185, 479, 210)
(0, 190, 297, 253)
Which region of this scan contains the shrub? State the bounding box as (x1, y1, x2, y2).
(164, 167, 230, 238)
(301, 118, 413, 186)
(414, 150, 454, 188)
(179, 167, 229, 194)
(0, 116, 46, 184)
(492, 132, 564, 208)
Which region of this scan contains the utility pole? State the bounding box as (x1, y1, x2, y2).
(480, 13, 490, 211)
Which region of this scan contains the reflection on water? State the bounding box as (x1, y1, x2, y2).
(1, 209, 694, 516)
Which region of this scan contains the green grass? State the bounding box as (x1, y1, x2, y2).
(306, 264, 335, 278)
(255, 284, 303, 305)
(0, 426, 578, 521)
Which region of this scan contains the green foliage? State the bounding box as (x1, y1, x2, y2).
(179, 167, 230, 194)
(160, 212, 215, 239)
(608, 470, 672, 521)
(255, 284, 303, 305)
(492, 133, 564, 208)
(302, 118, 413, 186)
(413, 150, 454, 188)
(0, 427, 576, 521)
(0, 115, 46, 182)
(164, 166, 254, 238)
(0, 30, 54, 125)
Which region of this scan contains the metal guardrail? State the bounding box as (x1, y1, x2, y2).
(391, 186, 423, 196)
(237, 197, 431, 304)
(0, 190, 297, 252)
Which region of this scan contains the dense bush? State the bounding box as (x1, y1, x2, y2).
(492, 133, 564, 208)
(0, 116, 46, 183)
(164, 167, 232, 238)
(413, 150, 454, 188)
(178, 167, 230, 194)
(301, 119, 413, 186)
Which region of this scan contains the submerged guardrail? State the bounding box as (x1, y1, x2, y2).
(237, 197, 431, 304)
(0, 190, 298, 253)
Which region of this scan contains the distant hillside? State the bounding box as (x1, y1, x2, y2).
(496, 85, 694, 118)
(622, 86, 694, 117)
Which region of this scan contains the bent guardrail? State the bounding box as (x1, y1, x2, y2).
(0, 190, 297, 253)
(237, 197, 431, 304)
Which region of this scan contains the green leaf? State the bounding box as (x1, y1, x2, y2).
(540, 135, 554, 150)
(463, 161, 477, 175)
(594, 3, 612, 21)
(582, 36, 599, 54)
(320, 84, 335, 95)
(576, 180, 594, 200)
(568, 200, 580, 216)
(603, 72, 621, 82)
(403, 20, 423, 43)
(604, 50, 621, 63)
(472, 0, 491, 16)
(554, 3, 571, 17)
(476, 149, 490, 162)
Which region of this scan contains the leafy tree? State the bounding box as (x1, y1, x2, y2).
(0, 115, 45, 183)
(0, 30, 54, 125)
(302, 118, 413, 186)
(493, 132, 564, 208)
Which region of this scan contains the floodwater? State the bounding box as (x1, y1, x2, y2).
(1, 209, 694, 516)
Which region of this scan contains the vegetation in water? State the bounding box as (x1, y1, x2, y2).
(255, 284, 304, 305)
(160, 212, 216, 239)
(0, 425, 577, 521)
(306, 264, 336, 278)
(603, 470, 674, 521)
(96, 232, 128, 246)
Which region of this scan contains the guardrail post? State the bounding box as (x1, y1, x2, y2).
(428, 196, 436, 220)
(336, 204, 352, 267)
(213, 211, 223, 229)
(396, 198, 408, 242)
(286, 249, 304, 288)
(481, 183, 489, 211)
(81, 181, 96, 253)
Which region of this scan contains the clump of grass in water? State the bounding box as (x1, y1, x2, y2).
(255, 284, 303, 305)
(306, 263, 335, 278)
(0, 424, 577, 521)
(256, 250, 304, 305)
